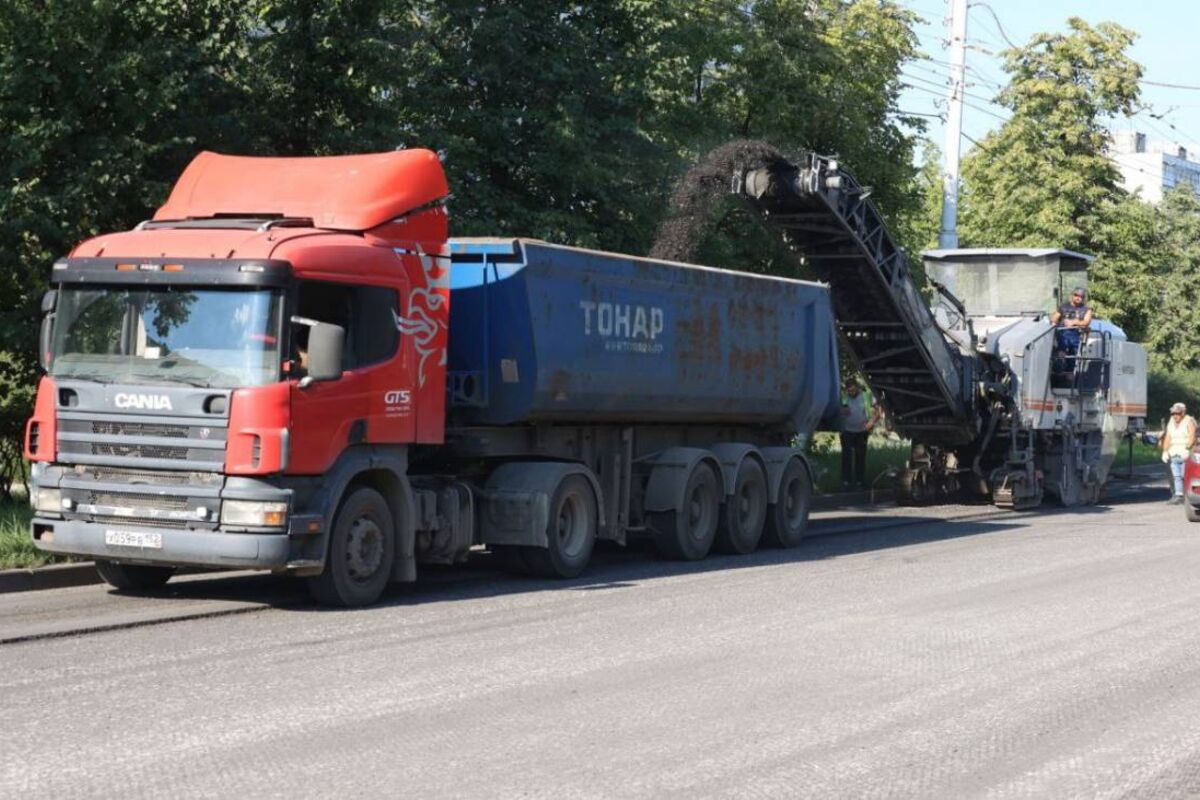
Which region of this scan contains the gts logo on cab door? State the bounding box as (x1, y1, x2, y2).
(113, 393, 173, 411)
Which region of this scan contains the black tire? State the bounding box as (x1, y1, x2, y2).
(762, 457, 812, 548)
(1187, 502, 1200, 523)
(522, 475, 598, 578)
(896, 467, 933, 506)
(715, 458, 768, 554)
(94, 560, 175, 592)
(308, 486, 395, 607)
(650, 461, 720, 561)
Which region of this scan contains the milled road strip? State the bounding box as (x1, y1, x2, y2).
(0, 479, 1165, 646)
(3, 488, 1196, 799)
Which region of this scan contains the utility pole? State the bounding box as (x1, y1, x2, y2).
(939, 0, 968, 250)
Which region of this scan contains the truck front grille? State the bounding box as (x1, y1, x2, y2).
(86, 490, 192, 511)
(56, 415, 227, 470)
(92, 421, 189, 439)
(91, 442, 190, 460)
(83, 467, 207, 486)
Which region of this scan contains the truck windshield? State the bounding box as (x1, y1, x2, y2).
(50, 286, 283, 388)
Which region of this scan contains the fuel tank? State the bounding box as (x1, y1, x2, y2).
(446, 238, 839, 434)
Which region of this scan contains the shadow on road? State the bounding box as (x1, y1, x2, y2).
(97, 483, 1168, 613)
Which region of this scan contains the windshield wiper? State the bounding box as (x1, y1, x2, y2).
(52, 372, 112, 384)
(128, 373, 214, 389)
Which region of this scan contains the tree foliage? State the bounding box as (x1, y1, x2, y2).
(958, 18, 1142, 253)
(0, 0, 929, 493)
(954, 15, 1200, 363)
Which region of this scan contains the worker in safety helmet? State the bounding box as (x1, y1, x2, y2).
(1050, 286, 1093, 357)
(1161, 402, 1197, 504)
(840, 378, 880, 491)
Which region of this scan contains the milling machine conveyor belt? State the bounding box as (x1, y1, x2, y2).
(737, 153, 976, 445)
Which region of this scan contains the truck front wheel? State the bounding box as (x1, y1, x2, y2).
(308, 486, 395, 607)
(650, 461, 720, 560)
(94, 560, 175, 592)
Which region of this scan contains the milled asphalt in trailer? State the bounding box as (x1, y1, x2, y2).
(0, 476, 1163, 645)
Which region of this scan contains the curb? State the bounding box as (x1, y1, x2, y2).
(0, 562, 100, 594)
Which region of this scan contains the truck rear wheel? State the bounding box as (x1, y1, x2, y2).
(715, 458, 768, 554)
(94, 560, 175, 592)
(762, 457, 812, 548)
(308, 486, 395, 607)
(522, 475, 597, 578)
(651, 461, 720, 561)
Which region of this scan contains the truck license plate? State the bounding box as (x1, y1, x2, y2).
(104, 530, 163, 549)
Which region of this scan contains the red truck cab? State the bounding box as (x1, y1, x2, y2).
(26, 150, 452, 604)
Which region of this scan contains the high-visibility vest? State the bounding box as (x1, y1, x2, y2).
(1165, 415, 1196, 459)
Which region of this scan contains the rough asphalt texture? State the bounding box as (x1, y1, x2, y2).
(5, 486, 1200, 798)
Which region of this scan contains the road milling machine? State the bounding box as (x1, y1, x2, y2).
(734, 152, 1147, 509)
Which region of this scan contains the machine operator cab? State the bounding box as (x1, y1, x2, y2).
(920, 248, 1148, 439)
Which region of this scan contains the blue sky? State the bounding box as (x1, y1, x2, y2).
(899, 0, 1200, 155)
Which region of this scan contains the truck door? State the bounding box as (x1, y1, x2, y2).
(288, 279, 412, 474)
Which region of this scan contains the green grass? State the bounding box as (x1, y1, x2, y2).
(0, 494, 61, 570)
(804, 434, 911, 495)
(805, 434, 1161, 496)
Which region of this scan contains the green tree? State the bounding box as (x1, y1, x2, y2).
(391, 0, 680, 253)
(958, 18, 1142, 253)
(647, 0, 927, 273)
(1146, 187, 1200, 366)
(0, 0, 403, 496)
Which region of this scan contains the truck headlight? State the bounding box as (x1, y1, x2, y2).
(33, 487, 63, 514)
(220, 500, 288, 527)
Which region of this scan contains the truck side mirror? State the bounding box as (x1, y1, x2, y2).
(292, 316, 344, 386)
(38, 289, 57, 371)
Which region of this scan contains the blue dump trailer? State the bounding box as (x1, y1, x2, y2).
(446, 239, 838, 434)
(407, 238, 839, 574)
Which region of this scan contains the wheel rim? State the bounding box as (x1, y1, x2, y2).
(685, 471, 716, 542)
(782, 472, 808, 530)
(345, 515, 384, 583)
(737, 477, 762, 530)
(556, 491, 589, 559)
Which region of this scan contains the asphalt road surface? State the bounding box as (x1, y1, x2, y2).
(5, 483, 1200, 799)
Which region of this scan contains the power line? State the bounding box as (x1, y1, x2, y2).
(968, 2, 1020, 49)
(1142, 79, 1200, 91)
(900, 69, 1006, 110)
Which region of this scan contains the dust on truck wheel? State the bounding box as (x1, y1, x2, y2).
(715, 457, 768, 554)
(650, 460, 721, 561)
(308, 486, 396, 607)
(521, 474, 598, 578)
(762, 457, 812, 548)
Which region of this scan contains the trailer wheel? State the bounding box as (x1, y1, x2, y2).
(94, 560, 174, 592)
(715, 458, 768, 554)
(308, 486, 395, 607)
(650, 461, 720, 560)
(762, 457, 812, 548)
(522, 475, 597, 578)
(1187, 502, 1200, 523)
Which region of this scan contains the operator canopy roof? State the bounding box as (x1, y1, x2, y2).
(154, 149, 448, 231)
(923, 248, 1094, 264)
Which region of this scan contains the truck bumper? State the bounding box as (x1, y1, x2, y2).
(31, 517, 295, 571)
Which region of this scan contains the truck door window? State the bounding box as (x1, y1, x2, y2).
(295, 282, 399, 370)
